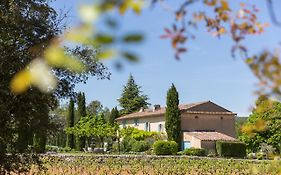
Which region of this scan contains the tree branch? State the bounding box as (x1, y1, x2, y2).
(266, 0, 281, 26)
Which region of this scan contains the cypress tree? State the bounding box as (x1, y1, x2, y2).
(108, 107, 119, 124)
(165, 84, 181, 150)
(66, 98, 75, 149)
(118, 74, 149, 115)
(76, 92, 86, 151)
(33, 102, 49, 153)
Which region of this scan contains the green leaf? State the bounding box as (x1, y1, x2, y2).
(122, 52, 139, 62)
(95, 34, 115, 44)
(123, 34, 144, 43)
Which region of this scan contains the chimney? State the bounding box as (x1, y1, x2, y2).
(153, 104, 161, 112)
(139, 107, 144, 112)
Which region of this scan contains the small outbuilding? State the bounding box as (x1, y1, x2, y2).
(182, 131, 236, 152)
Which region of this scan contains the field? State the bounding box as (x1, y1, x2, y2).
(19, 155, 281, 175)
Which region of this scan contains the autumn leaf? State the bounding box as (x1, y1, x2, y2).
(10, 69, 31, 94)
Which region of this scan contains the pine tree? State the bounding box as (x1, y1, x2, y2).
(108, 107, 119, 124)
(118, 74, 149, 115)
(66, 98, 75, 149)
(165, 84, 181, 150)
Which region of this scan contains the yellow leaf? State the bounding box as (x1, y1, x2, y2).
(64, 25, 93, 44)
(44, 45, 85, 73)
(130, 0, 144, 15)
(10, 69, 31, 94)
(44, 45, 66, 67)
(221, 0, 229, 10)
(119, 1, 130, 15)
(218, 27, 226, 34)
(65, 57, 85, 72)
(99, 50, 117, 59)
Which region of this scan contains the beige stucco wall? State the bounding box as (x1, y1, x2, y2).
(183, 135, 216, 152)
(117, 112, 236, 138)
(181, 113, 236, 138)
(183, 134, 201, 148)
(118, 115, 166, 132)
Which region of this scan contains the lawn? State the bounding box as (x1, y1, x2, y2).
(22, 155, 281, 175)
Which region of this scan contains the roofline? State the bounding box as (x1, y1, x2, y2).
(183, 131, 237, 141)
(116, 113, 163, 121)
(116, 111, 236, 121)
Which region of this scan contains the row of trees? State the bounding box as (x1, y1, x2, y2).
(48, 92, 121, 150)
(50, 74, 182, 151)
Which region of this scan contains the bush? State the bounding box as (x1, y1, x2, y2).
(153, 140, 178, 155)
(46, 145, 59, 152)
(182, 148, 206, 156)
(132, 141, 150, 152)
(112, 137, 151, 153)
(59, 146, 72, 153)
(216, 141, 246, 158)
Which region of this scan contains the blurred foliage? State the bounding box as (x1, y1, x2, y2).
(0, 0, 109, 172)
(240, 96, 281, 154)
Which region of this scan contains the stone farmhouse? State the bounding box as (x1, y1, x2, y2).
(116, 101, 237, 152)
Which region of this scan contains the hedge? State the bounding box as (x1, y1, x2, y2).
(132, 141, 150, 152)
(216, 141, 246, 158)
(153, 140, 178, 155)
(182, 148, 206, 156)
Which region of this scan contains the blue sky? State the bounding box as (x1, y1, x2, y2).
(51, 0, 281, 116)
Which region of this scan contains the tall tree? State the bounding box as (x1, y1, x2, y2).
(240, 97, 281, 153)
(76, 92, 86, 150)
(66, 99, 75, 149)
(0, 0, 110, 172)
(118, 74, 149, 115)
(165, 84, 181, 150)
(108, 107, 119, 125)
(87, 100, 104, 116)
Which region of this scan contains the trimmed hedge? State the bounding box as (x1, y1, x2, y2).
(216, 141, 246, 158)
(153, 140, 178, 155)
(182, 148, 206, 156)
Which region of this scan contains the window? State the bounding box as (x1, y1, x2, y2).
(158, 124, 163, 132)
(145, 122, 150, 131)
(195, 116, 199, 119)
(220, 116, 223, 120)
(122, 120, 127, 128)
(134, 119, 139, 126)
(182, 141, 191, 150)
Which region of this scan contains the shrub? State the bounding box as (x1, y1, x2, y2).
(60, 146, 72, 153)
(112, 137, 138, 153)
(132, 141, 150, 152)
(216, 141, 246, 158)
(182, 148, 206, 156)
(46, 145, 59, 152)
(119, 137, 136, 153)
(153, 140, 178, 155)
(121, 127, 161, 141)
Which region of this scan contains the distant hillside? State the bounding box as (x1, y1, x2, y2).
(235, 117, 248, 123)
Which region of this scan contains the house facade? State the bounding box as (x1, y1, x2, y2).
(116, 101, 237, 151)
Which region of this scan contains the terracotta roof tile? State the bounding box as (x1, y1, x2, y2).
(183, 132, 236, 141)
(116, 101, 236, 120)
